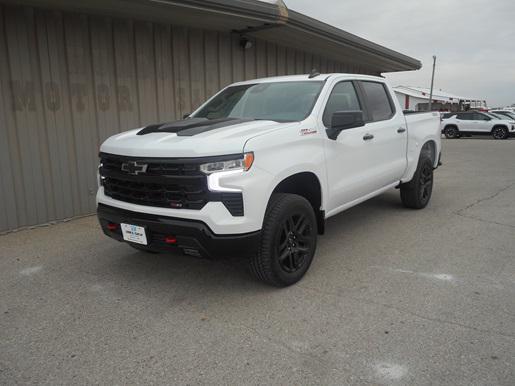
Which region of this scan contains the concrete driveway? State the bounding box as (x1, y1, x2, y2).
(1, 138, 514, 385)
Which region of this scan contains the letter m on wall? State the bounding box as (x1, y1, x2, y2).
(10, 80, 36, 111)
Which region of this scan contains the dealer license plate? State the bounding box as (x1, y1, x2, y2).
(121, 223, 148, 245)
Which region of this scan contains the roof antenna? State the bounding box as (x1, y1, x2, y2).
(308, 68, 320, 79)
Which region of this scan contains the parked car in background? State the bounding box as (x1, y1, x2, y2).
(485, 112, 515, 125)
(490, 110, 515, 120)
(441, 111, 515, 139)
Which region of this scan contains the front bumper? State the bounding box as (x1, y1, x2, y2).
(96, 158, 274, 235)
(97, 203, 260, 259)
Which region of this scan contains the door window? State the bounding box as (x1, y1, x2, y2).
(322, 82, 361, 127)
(457, 113, 473, 120)
(360, 81, 395, 122)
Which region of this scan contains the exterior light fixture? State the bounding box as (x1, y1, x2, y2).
(240, 37, 253, 50)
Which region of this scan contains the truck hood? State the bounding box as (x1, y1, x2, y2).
(100, 118, 299, 158)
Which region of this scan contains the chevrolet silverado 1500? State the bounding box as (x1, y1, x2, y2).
(97, 73, 441, 286)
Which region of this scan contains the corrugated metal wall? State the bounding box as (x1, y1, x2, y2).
(0, 4, 368, 233)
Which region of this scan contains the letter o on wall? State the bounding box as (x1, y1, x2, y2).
(97, 84, 110, 111)
(45, 81, 61, 112)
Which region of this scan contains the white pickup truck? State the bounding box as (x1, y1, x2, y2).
(97, 73, 441, 286)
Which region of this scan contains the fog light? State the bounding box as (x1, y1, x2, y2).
(107, 222, 118, 231)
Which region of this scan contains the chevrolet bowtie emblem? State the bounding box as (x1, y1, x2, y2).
(121, 161, 148, 175)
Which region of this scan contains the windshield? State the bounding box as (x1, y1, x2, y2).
(192, 81, 324, 122)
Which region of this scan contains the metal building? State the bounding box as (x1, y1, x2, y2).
(394, 85, 488, 112)
(0, 0, 421, 233)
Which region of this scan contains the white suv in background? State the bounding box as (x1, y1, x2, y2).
(441, 111, 515, 139)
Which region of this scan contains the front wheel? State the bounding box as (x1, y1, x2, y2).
(444, 126, 459, 139)
(250, 193, 317, 287)
(492, 126, 508, 140)
(400, 155, 434, 209)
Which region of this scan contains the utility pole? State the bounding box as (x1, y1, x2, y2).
(428, 55, 437, 111)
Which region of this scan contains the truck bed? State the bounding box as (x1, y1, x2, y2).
(402, 111, 442, 182)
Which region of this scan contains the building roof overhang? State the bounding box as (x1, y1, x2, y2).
(8, 0, 422, 73)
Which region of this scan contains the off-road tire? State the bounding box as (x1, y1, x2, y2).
(400, 155, 434, 209)
(250, 193, 317, 287)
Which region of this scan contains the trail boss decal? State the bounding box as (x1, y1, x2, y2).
(300, 128, 317, 136)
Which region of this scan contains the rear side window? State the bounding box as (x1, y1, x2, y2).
(474, 113, 489, 120)
(361, 81, 394, 121)
(322, 81, 361, 127)
(457, 113, 472, 120)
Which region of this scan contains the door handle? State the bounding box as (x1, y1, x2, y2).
(397, 127, 406, 133)
(363, 133, 374, 141)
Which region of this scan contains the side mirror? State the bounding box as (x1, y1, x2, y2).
(327, 110, 365, 140)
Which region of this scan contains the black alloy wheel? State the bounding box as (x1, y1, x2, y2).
(400, 155, 434, 209)
(276, 213, 314, 274)
(492, 126, 508, 140)
(418, 161, 434, 206)
(444, 126, 458, 139)
(250, 193, 317, 287)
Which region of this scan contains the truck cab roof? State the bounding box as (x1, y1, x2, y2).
(230, 73, 386, 86)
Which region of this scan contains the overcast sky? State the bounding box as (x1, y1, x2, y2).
(281, 0, 515, 107)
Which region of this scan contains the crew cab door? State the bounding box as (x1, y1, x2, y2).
(358, 80, 408, 184)
(321, 79, 407, 214)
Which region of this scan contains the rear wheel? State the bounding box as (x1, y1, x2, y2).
(400, 155, 434, 209)
(444, 126, 459, 139)
(250, 193, 317, 287)
(492, 126, 508, 140)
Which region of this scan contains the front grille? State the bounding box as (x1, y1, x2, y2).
(102, 176, 206, 209)
(99, 153, 244, 216)
(101, 155, 200, 177)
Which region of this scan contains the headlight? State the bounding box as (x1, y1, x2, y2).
(200, 152, 254, 174)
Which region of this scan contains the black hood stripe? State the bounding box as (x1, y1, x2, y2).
(137, 118, 254, 136)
